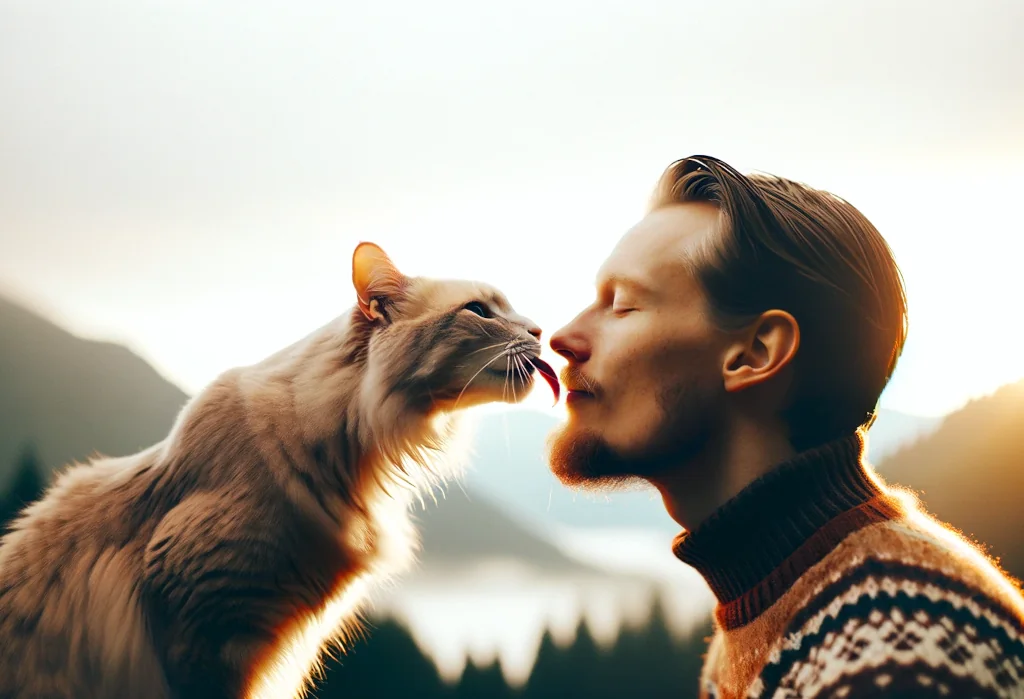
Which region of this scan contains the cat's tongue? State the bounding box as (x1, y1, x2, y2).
(529, 356, 560, 405)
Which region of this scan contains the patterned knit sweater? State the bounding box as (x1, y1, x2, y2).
(672, 434, 1024, 699)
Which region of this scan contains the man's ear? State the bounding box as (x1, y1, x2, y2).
(352, 242, 406, 323)
(721, 310, 800, 393)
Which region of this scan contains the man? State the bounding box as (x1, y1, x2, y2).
(546, 155, 1024, 698)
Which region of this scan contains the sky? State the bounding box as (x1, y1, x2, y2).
(1, 0, 1022, 418)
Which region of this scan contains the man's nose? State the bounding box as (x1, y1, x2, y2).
(549, 321, 591, 363)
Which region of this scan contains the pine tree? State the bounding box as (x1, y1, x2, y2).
(523, 595, 711, 699)
(457, 658, 515, 699)
(0, 444, 46, 529)
(523, 628, 571, 699)
(311, 617, 450, 699)
(524, 619, 607, 698)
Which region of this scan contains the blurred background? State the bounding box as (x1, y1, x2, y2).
(1, 1, 1022, 697)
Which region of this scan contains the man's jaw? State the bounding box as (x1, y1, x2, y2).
(546, 422, 650, 491)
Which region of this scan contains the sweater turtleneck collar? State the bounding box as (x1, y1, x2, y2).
(671, 433, 902, 629)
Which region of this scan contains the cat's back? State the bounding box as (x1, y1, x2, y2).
(0, 445, 173, 698)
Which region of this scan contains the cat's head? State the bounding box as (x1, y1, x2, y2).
(351, 242, 559, 412)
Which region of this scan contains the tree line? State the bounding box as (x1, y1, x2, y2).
(309, 597, 709, 699)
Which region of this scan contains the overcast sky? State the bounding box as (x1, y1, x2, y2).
(1, 0, 1022, 417)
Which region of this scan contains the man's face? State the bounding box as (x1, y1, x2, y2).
(547, 202, 730, 486)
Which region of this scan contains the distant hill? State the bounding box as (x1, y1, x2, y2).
(0, 294, 591, 574)
(412, 489, 595, 574)
(463, 407, 943, 533)
(877, 380, 1024, 579)
(866, 409, 943, 462)
(0, 296, 189, 490)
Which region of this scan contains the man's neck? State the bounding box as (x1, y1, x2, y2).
(669, 432, 901, 629)
(651, 418, 796, 531)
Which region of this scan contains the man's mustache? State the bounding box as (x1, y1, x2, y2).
(561, 366, 600, 396)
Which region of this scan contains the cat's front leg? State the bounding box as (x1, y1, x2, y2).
(141, 492, 289, 699)
(142, 491, 354, 699)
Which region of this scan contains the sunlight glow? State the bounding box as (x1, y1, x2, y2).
(891, 487, 1024, 619)
(247, 575, 372, 699)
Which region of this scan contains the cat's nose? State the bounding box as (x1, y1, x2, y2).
(510, 311, 542, 340)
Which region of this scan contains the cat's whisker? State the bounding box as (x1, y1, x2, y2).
(466, 341, 508, 358)
(513, 353, 536, 403)
(452, 349, 507, 410)
(516, 354, 530, 395)
(577, 371, 597, 394)
(509, 355, 520, 404)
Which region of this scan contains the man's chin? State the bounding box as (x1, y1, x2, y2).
(545, 423, 651, 491)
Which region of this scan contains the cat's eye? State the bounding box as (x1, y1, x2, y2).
(463, 301, 492, 318)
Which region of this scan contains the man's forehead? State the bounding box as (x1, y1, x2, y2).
(597, 203, 720, 287)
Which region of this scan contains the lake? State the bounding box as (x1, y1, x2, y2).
(370, 526, 716, 685)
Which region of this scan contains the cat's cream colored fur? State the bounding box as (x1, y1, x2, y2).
(0, 243, 549, 699)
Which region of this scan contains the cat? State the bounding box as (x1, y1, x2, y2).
(0, 242, 560, 699)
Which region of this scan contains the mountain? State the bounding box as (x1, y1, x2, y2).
(462, 406, 944, 533)
(867, 409, 942, 462)
(412, 488, 594, 574)
(0, 296, 189, 490)
(0, 294, 590, 573)
(877, 380, 1024, 578)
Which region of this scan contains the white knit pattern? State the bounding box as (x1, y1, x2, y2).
(763, 605, 1024, 698)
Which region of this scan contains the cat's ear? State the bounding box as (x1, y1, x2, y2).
(352, 242, 406, 323)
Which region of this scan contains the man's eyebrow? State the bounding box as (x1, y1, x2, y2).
(596, 274, 654, 295)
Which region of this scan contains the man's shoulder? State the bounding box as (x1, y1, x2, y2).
(751, 516, 1024, 697)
